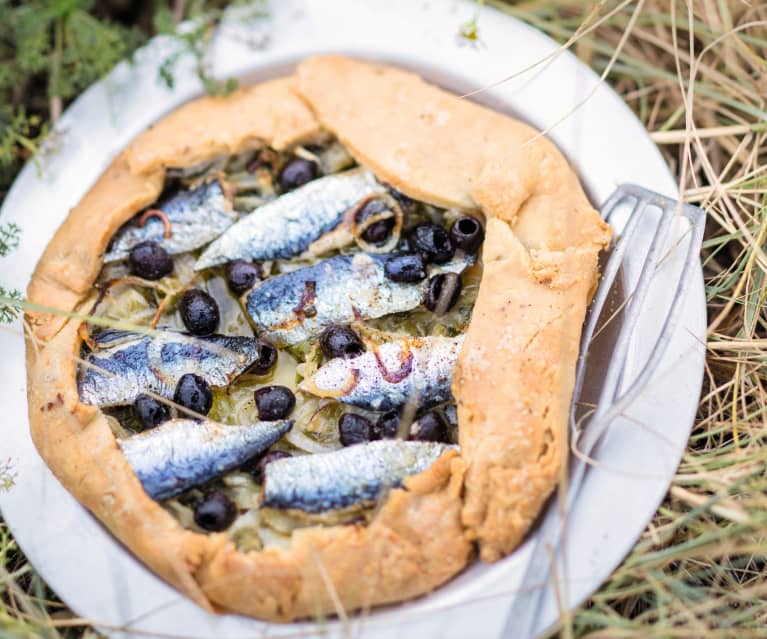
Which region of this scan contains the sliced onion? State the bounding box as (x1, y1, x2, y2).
(284, 426, 340, 454)
(348, 192, 404, 254)
(318, 141, 355, 173)
(293, 145, 322, 164)
(164, 499, 196, 530)
(259, 508, 305, 536)
(257, 525, 293, 549)
(166, 155, 228, 180)
(233, 194, 266, 211)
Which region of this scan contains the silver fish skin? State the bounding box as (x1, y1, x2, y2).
(78, 329, 263, 407)
(104, 180, 236, 263)
(262, 440, 457, 513)
(245, 252, 473, 347)
(443, 404, 458, 427)
(195, 168, 382, 270)
(300, 335, 464, 411)
(119, 418, 293, 500)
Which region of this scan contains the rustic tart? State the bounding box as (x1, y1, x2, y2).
(25, 56, 611, 620)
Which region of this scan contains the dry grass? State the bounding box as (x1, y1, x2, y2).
(2, 1, 767, 637)
(490, 1, 767, 636)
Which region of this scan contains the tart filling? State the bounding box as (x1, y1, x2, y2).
(27, 57, 611, 620)
(77, 134, 484, 550)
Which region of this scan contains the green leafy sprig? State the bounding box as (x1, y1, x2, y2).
(0, 0, 146, 196)
(0, 458, 16, 492)
(0, 222, 20, 257)
(0, 213, 21, 324)
(155, 11, 238, 97)
(0, 108, 50, 198)
(458, 0, 484, 43)
(154, 0, 268, 96)
(3, 0, 144, 105)
(0, 223, 22, 324)
(0, 288, 22, 324)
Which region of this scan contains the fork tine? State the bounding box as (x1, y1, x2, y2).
(569, 192, 645, 431)
(593, 189, 676, 408)
(586, 199, 705, 438)
(500, 184, 705, 639)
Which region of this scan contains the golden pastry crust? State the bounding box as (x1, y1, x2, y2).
(125, 77, 322, 175)
(25, 57, 609, 620)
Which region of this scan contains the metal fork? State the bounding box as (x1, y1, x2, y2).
(501, 184, 706, 639)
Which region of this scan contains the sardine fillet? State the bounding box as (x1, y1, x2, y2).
(77, 331, 262, 407)
(104, 180, 235, 263)
(119, 419, 293, 500)
(262, 440, 457, 512)
(195, 168, 381, 269)
(246, 253, 473, 347)
(246, 253, 422, 346)
(301, 335, 464, 411)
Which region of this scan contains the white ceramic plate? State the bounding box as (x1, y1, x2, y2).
(0, 1, 706, 637)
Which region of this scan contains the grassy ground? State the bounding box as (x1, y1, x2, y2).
(2, 1, 767, 637)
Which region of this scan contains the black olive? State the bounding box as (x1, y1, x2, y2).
(173, 373, 213, 416)
(383, 253, 427, 283)
(409, 411, 448, 442)
(278, 157, 319, 191)
(338, 414, 373, 446)
(450, 215, 485, 253)
(372, 410, 400, 440)
(249, 450, 291, 483)
(129, 241, 173, 280)
(425, 273, 462, 314)
(225, 260, 262, 296)
(355, 199, 395, 244)
(319, 325, 365, 360)
(133, 393, 170, 429)
(194, 490, 237, 532)
(247, 339, 278, 375)
(409, 223, 455, 264)
(179, 288, 220, 336)
(388, 186, 416, 213)
(254, 385, 295, 421)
